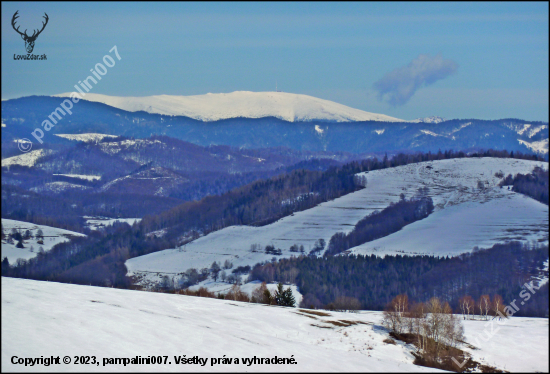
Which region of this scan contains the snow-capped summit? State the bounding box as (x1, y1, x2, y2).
(411, 116, 447, 124)
(54, 91, 404, 123)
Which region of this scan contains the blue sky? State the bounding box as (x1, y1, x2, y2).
(1, 2, 548, 121)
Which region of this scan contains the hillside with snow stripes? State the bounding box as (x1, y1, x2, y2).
(126, 158, 548, 288)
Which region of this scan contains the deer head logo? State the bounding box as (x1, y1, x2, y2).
(11, 11, 49, 54)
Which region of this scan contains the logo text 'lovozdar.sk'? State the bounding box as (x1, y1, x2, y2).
(12, 10, 48, 60)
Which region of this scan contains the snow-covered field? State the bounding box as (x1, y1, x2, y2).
(84, 217, 142, 231)
(3, 278, 548, 372)
(461, 316, 549, 372)
(54, 91, 404, 123)
(126, 158, 548, 287)
(1, 219, 85, 265)
(348, 190, 548, 257)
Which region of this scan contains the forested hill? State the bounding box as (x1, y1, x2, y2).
(2, 150, 547, 294)
(249, 241, 549, 317)
(2, 96, 548, 155)
(139, 149, 543, 241)
(500, 166, 549, 205)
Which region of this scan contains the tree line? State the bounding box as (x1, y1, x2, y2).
(324, 195, 434, 257)
(248, 241, 548, 317)
(500, 166, 548, 205)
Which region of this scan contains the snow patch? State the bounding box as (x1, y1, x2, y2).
(55, 133, 118, 143)
(518, 139, 549, 154)
(53, 174, 101, 181)
(527, 125, 547, 138)
(1, 149, 54, 168)
(420, 129, 441, 137)
(30, 182, 92, 193)
(517, 124, 532, 136)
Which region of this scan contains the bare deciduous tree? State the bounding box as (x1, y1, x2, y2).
(492, 294, 507, 320)
(251, 282, 271, 304)
(382, 294, 409, 335)
(479, 295, 491, 320)
(384, 296, 464, 361)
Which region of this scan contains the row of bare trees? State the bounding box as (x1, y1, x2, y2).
(458, 294, 506, 320)
(382, 295, 464, 360)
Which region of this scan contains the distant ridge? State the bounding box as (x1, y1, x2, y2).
(54, 91, 404, 123)
(411, 116, 447, 124)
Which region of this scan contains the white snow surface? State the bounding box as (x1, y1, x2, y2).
(1, 219, 85, 265)
(518, 138, 549, 154)
(54, 133, 118, 143)
(4, 278, 549, 372)
(527, 124, 547, 138)
(1, 149, 54, 168)
(459, 315, 549, 372)
(54, 91, 405, 123)
(30, 181, 92, 194)
(126, 158, 548, 287)
(419, 129, 441, 137)
(347, 190, 548, 257)
(53, 174, 101, 181)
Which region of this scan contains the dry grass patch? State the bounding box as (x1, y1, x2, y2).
(294, 312, 318, 320)
(339, 319, 371, 325)
(298, 309, 332, 317)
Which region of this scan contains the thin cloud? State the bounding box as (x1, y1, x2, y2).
(373, 54, 458, 106)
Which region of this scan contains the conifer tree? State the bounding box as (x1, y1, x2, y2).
(274, 282, 296, 307)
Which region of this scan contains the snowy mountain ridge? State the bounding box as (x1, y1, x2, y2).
(411, 116, 447, 124)
(54, 91, 404, 123)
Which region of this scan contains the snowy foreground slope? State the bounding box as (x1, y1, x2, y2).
(3, 278, 548, 372)
(1, 277, 431, 373)
(1, 219, 85, 265)
(54, 91, 404, 123)
(126, 158, 548, 287)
